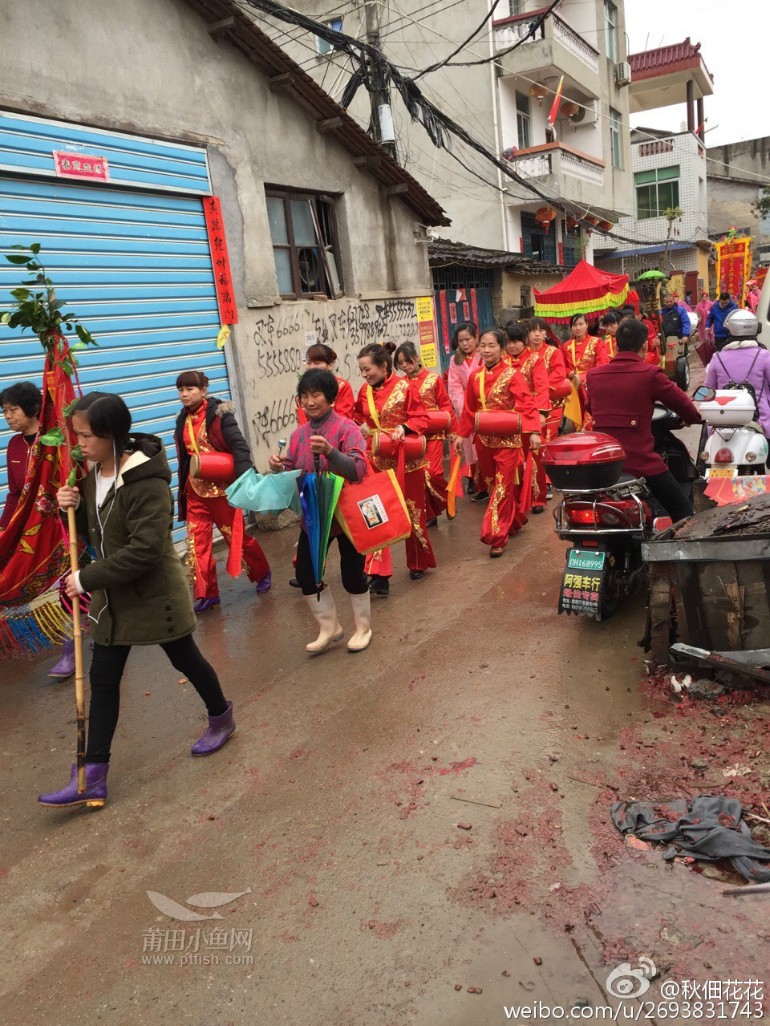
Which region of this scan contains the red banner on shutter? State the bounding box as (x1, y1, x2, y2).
(53, 151, 109, 181)
(203, 196, 238, 325)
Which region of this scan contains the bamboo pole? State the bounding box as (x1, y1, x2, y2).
(66, 506, 86, 794)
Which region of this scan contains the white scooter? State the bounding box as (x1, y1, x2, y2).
(694, 384, 768, 476)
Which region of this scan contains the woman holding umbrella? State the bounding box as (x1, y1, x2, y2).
(270, 369, 372, 653)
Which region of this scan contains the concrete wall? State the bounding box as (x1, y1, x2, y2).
(708, 178, 760, 238)
(0, 0, 433, 462)
(265, 0, 633, 258)
(500, 270, 564, 310)
(264, 0, 505, 251)
(707, 138, 770, 266)
(612, 132, 708, 259)
(597, 246, 708, 290)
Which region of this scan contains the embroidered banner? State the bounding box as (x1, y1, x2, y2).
(715, 235, 752, 305)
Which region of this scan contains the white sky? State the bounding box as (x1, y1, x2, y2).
(624, 0, 761, 147)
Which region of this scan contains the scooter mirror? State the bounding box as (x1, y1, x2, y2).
(692, 385, 716, 402)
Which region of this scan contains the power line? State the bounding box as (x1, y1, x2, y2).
(239, 0, 754, 248)
(411, 0, 506, 81)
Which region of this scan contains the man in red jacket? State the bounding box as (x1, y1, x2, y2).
(586, 319, 700, 523)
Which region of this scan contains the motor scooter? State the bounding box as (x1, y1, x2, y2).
(694, 384, 768, 477)
(542, 425, 697, 621)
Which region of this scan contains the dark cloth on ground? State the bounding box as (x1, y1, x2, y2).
(611, 795, 770, 882)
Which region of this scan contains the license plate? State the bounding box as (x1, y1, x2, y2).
(567, 548, 606, 572)
(707, 467, 737, 479)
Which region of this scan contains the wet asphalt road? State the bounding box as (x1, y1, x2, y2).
(1, 496, 653, 1026)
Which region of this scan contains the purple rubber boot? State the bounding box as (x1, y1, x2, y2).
(255, 572, 272, 595)
(194, 596, 221, 614)
(191, 701, 235, 756)
(48, 639, 76, 679)
(38, 763, 109, 809)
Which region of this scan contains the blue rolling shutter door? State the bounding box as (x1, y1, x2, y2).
(0, 177, 230, 544)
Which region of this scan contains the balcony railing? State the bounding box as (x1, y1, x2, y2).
(507, 142, 605, 189)
(493, 9, 600, 75)
(637, 139, 675, 157)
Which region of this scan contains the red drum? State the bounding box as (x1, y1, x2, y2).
(372, 432, 426, 460)
(474, 411, 522, 436)
(191, 451, 236, 484)
(425, 410, 452, 434)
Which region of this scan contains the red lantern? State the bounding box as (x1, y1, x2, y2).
(535, 206, 558, 233)
(566, 214, 579, 230)
(598, 219, 613, 232)
(529, 83, 548, 102)
(584, 214, 599, 227)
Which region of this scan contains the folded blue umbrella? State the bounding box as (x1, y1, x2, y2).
(225, 468, 302, 514)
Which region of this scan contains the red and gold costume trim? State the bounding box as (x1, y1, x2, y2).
(183, 405, 228, 499)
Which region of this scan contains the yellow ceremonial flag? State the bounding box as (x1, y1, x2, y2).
(563, 383, 583, 430)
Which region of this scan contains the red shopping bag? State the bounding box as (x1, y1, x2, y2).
(335, 461, 412, 555)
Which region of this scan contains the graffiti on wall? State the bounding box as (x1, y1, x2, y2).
(239, 297, 420, 456)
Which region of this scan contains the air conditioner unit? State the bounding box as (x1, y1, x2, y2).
(615, 60, 632, 86)
(569, 99, 599, 126)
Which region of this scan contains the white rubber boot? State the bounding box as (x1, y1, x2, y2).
(305, 590, 343, 654)
(347, 591, 372, 652)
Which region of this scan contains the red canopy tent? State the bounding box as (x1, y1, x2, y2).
(534, 260, 629, 324)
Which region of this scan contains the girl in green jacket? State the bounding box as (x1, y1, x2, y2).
(39, 392, 235, 810)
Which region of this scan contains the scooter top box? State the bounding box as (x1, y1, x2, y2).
(542, 432, 626, 490)
(699, 390, 756, 427)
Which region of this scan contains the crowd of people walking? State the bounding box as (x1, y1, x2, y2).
(2, 281, 768, 810)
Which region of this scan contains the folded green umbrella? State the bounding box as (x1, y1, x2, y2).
(226, 468, 302, 514)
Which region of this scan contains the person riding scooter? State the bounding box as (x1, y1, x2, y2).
(704, 309, 770, 440)
(586, 319, 700, 523)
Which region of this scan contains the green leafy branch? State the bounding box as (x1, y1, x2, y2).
(1, 244, 94, 482)
(1, 244, 97, 373)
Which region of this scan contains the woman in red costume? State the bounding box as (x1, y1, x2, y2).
(599, 310, 621, 359)
(455, 328, 541, 557)
(174, 370, 271, 613)
(446, 321, 484, 498)
(563, 313, 609, 430)
(295, 343, 355, 424)
(354, 343, 436, 596)
(394, 341, 457, 524)
(525, 316, 571, 505)
(505, 322, 551, 514)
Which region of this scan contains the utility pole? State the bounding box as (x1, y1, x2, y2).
(363, 0, 398, 161)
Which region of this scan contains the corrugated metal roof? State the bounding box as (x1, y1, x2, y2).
(181, 0, 450, 226)
(428, 238, 562, 275)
